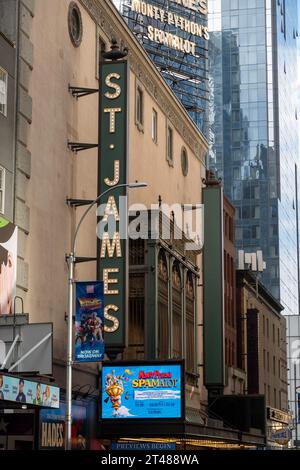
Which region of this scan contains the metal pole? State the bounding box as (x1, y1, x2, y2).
(64, 181, 146, 450)
(66, 251, 75, 450)
(295, 362, 298, 449)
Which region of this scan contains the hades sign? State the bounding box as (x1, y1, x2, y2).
(39, 403, 88, 449)
(97, 60, 128, 354)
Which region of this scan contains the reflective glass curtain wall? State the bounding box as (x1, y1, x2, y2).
(209, 0, 299, 444)
(209, 0, 299, 311)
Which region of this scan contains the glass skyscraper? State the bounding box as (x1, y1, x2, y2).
(209, 0, 299, 310)
(209, 0, 299, 442)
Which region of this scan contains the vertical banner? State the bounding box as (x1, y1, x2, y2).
(75, 281, 105, 362)
(97, 59, 128, 355)
(203, 185, 225, 389)
(298, 392, 300, 424)
(0, 217, 18, 315)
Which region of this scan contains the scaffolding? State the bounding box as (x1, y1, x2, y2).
(115, 0, 209, 133)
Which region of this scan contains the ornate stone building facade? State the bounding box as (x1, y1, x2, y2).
(0, 0, 270, 449)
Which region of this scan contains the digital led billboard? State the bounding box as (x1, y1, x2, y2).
(101, 361, 184, 420)
(0, 373, 60, 408)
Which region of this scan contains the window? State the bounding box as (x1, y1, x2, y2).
(273, 324, 275, 343)
(279, 390, 281, 409)
(0, 67, 8, 117)
(167, 125, 173, 165)
(136, 84, 144, 130)
(254, 206, 260, 218)
(186, 272, 196, 383)
(252, 225, 260, 239)
(68, 2, 83, 48)
(229, 219, 233, 242)
(0, 166, 5, 214)
(151, 109, 157, 143)
(172, 263, 182, 359)
(254, 185, 260, 199)
(233, 149, 240, 161)
(181, 147, 189, 176)
(232, 129, 241, 143)
(126, 273, 145, 360)
(233, 167, 240, 179)
(157, 250, 169, 359)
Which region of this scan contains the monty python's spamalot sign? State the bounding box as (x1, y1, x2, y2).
(128, 0, 209, 56)
(98, 59, 128, 354)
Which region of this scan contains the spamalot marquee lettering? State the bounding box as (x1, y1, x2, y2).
(98, 59, 128, 353)
(129, 0, 209, 56)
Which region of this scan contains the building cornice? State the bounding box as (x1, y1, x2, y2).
(79, 0, 208, 164)
(236, 270, 284, 317)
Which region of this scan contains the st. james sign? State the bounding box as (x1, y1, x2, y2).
(97, 54, 128, 356)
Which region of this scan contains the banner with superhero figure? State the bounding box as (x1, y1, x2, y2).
(75, 281, 104, 362)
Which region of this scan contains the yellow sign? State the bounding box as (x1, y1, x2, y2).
(130, 0, 209, 56)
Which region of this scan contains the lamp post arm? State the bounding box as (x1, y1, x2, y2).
(71, 183, 129, 254)
(65, 180, 146, 450)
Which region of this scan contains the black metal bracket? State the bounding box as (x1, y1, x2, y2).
(68, 142, 98, 153)
(8, 371, 55, 382)
(66, 198, 94, 207)
(74, 257, 97, 264)
(64, 254, 97, 264)
(68, 85, 99, 98)
(64, 313, 75, 322)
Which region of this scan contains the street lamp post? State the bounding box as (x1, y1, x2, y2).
(65, 181, 147, 450)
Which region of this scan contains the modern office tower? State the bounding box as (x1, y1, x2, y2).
(111, 0, 209, 134)
(208, 0, 299, 445)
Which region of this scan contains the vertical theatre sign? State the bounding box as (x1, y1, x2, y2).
(97, 55, 128, 356)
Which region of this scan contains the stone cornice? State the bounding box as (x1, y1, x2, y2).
(79, 0, 208, 163)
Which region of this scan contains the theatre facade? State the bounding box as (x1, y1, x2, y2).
(0, 0, 276, 449)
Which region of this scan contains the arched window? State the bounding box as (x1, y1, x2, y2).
(172, 262, 182, 358)
(186, 272, 196, 377)
(127, 273, 145, 360)
(157, 249, 169, 358)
